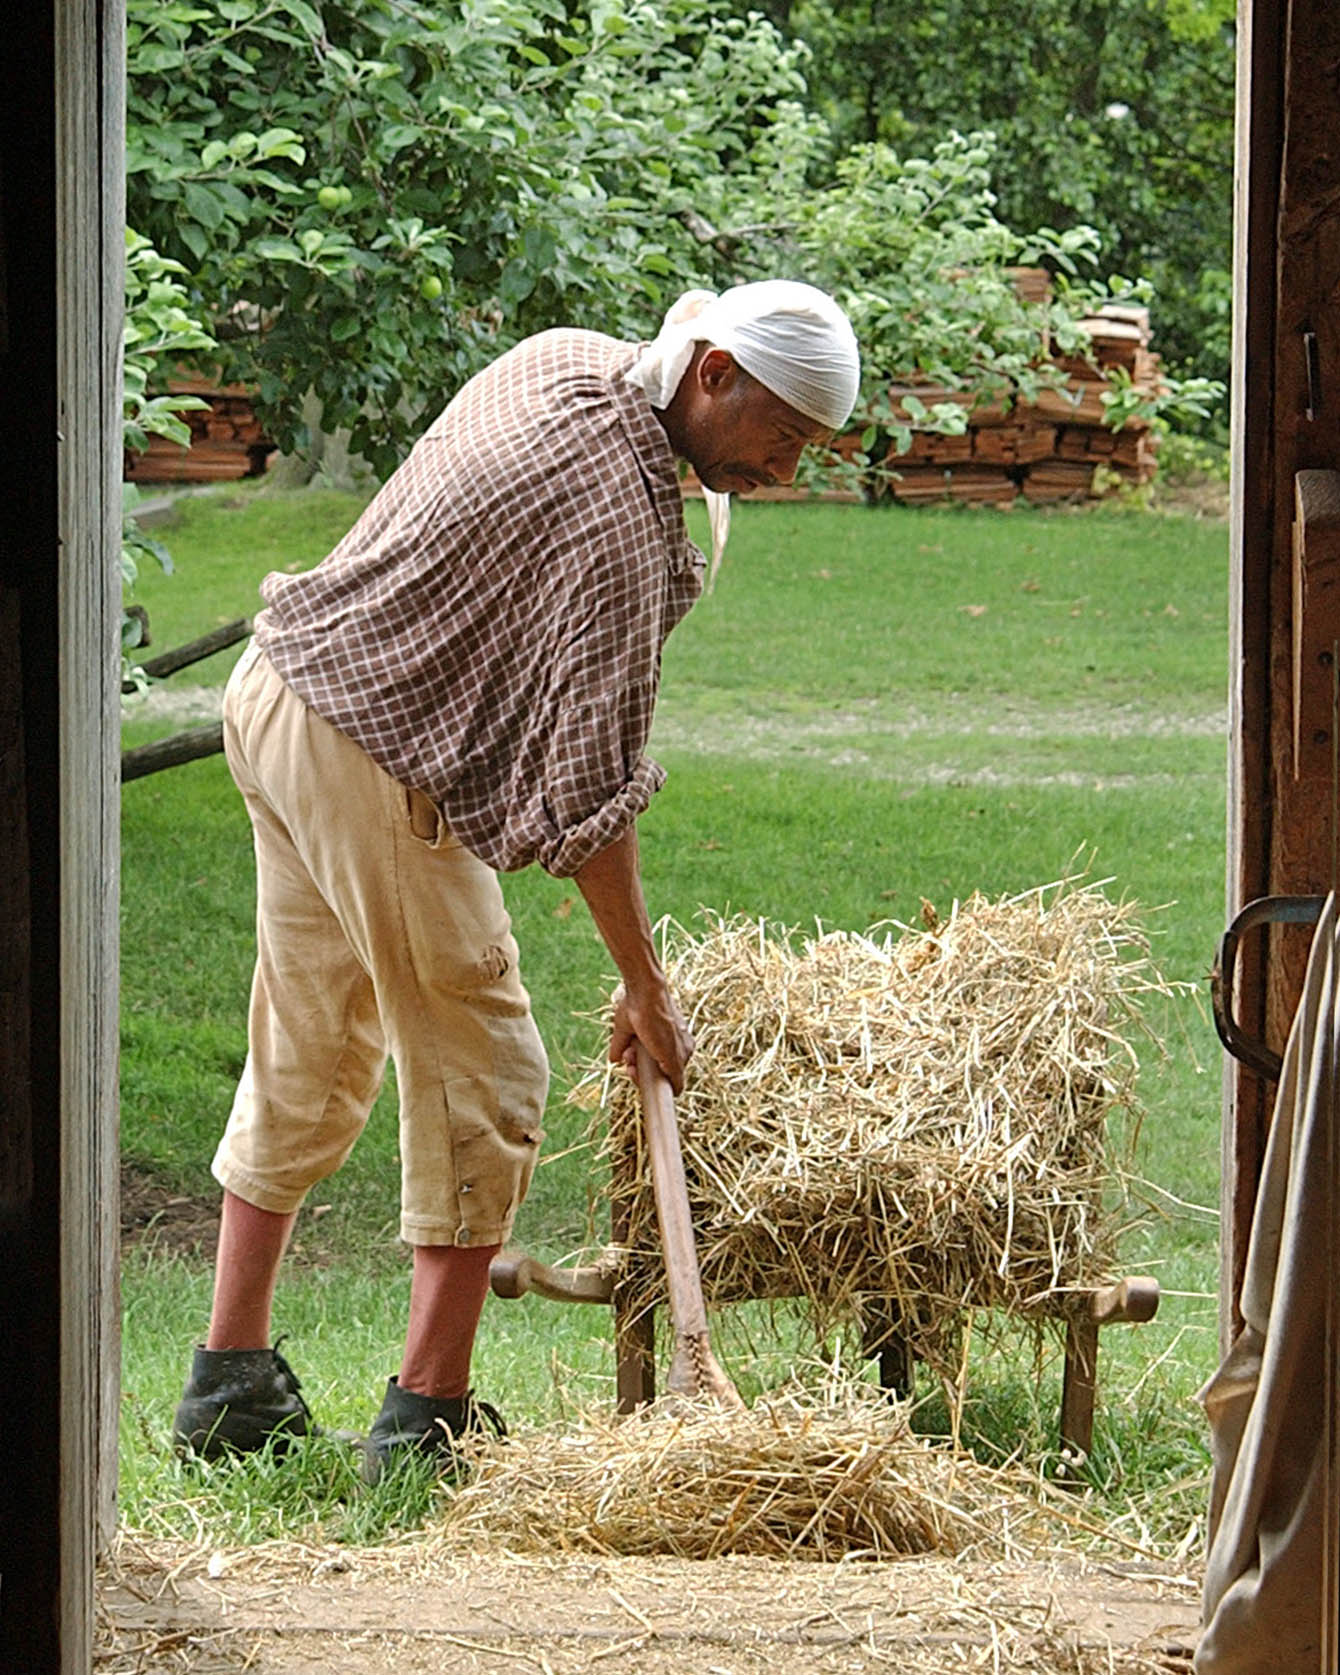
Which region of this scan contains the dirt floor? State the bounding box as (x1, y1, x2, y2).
(97, 1538, 1200, 1674)
(115, 1156, 1203, 1673)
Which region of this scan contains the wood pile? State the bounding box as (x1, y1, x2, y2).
(884, 301, 1161, 508)
(681, 278, 1162, 510)
(131, 281, 1158, 504)
(124, 374, 274, 485)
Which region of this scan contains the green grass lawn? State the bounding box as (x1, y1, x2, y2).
(120, 483, 1228, 1548)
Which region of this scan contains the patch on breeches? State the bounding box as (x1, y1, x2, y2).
(474, 944, 512, 983)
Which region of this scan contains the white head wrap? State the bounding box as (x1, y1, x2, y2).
(626, 281, 861, 586)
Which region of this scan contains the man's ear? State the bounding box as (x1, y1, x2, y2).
(697, 347, 738, 394)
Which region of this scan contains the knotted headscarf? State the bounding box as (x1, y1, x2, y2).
(626, 281, 861, 586)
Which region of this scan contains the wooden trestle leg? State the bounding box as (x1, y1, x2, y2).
(615, 1293, 656, 1413)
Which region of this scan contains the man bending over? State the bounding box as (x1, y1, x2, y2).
(173, 280, 860, 1479)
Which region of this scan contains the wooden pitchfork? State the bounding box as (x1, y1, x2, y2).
(635, 1042, 743, 1407)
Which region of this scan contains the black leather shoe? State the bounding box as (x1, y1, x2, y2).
(173, 1340, 314, 1459)
(361, 1376, 505, 1485)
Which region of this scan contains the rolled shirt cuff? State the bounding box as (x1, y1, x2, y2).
(537, 755, 666, 877)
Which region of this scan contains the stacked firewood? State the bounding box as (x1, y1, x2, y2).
(132, 282, 1157, 504)
(124, 374, 274, 485)
(885, 301, 1161, 507)
(679, 297, 1161, 510)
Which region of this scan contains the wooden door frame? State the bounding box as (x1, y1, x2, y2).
(1223, 0, 1340, 1348)
(0, 3, 123, 1670)
(0, 0, 1333, 1662)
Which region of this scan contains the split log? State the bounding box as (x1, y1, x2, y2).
(900, 430, 974, 465)
(890, 465, 1016, 506)
(1020, 461, 1097, 503)
(121, 618, 251, 692)
(1111, 431, 1159, 471)
(1006, 265, 1052, 304)
(1032, 379, 1114, 427)
(121, 723, 225, 783)
(972, 424, 1057, 465)
(886, 385, 1014, 426)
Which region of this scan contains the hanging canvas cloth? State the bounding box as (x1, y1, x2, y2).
(1196, 891, 1340, 1673)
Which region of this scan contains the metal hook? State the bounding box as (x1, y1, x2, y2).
(1304, 328, 1322, 421)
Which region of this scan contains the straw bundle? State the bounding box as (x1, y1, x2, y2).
(442, 1388, 1057, 1562)
(583, 881, 1163, 1362)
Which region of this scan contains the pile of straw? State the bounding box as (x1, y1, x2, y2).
(442, 1387, 1058, 1562)
(583, 880, 1165, 1360)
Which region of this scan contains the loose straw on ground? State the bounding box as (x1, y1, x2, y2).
(98, 1522, 1194, 1675)
(442, 1385, 1063, 1563)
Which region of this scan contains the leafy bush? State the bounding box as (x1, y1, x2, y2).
(126, 0, 808, 475)
(743, 0, 1235, 401)
(125, 0, 1222, 484)
(120, 229, 218, 662)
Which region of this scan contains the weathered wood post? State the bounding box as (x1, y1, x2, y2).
(0, 2, 123, 1670)
(1225, 0, 1340, 1345)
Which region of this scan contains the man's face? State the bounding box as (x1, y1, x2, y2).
(681, 351, 835, 495)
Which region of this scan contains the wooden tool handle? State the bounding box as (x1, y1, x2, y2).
(634, 1044, 743, 1408)
(635, 1044, 710, 1339)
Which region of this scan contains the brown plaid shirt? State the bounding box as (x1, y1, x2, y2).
(254, 329, 704, 876)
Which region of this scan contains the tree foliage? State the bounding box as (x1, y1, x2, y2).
(745, 0, 1235, 392)
(125, 0, 1221, 485)
(121, 229, 218, 657)
(126, 0, 810, 474)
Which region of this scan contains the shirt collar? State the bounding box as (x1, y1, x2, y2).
(609, 347, 702, 578)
